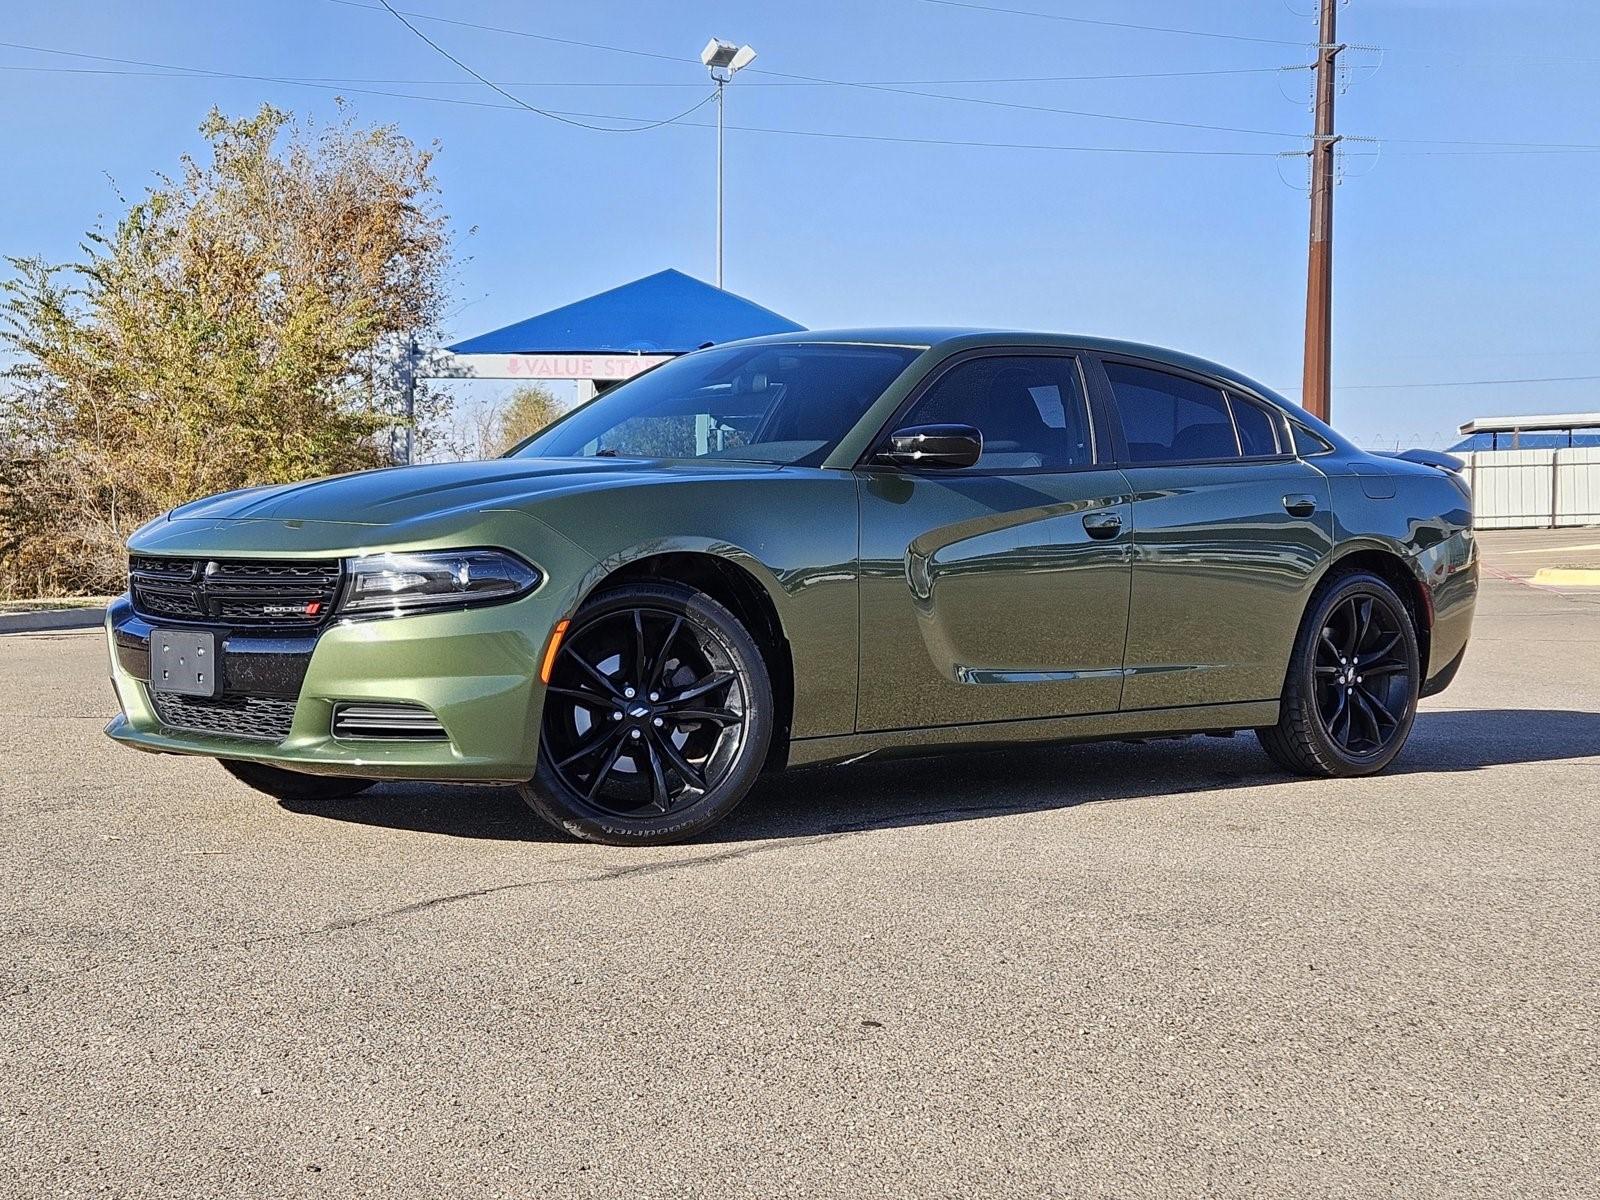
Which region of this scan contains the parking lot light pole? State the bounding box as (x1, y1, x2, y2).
(700, 38, 757, 289)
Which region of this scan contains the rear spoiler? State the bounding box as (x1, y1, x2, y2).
(1376, 448, 1465, 474)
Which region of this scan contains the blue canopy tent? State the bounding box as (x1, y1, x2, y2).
(448, 268, 803, 359)
(408, 270, 804, 461)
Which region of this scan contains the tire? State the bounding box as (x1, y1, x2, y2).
(220, 758, 377, 802)
(1257, 570, 1421, 777)
(519, 581, 774, 846)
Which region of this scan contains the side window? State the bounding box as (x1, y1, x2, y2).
(1230, 395, 1281, 458)
(1290, 423, 1334, 457)
(1104, 362, 1239, 464)
(898, 355, 1094, 471)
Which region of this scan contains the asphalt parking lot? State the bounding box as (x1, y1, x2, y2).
(2, 530, 1596, 1198)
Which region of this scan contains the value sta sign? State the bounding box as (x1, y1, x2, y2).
(440, 353, 673, 381)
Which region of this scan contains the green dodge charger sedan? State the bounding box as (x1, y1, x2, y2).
(106, 329, 1478, 844)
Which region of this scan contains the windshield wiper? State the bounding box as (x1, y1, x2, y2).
(592, 448, 620, 457)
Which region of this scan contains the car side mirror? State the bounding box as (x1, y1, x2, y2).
(874, 423, 983, 470)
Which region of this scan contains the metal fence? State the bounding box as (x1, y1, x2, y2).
(1461, 449, 1600, 529)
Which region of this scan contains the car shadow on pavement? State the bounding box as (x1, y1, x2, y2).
(277, 708, 1600, 845)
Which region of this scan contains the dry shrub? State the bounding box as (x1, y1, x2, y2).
(0, 103, 452, 597)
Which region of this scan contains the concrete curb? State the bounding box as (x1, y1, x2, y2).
(0, 608, 107, 634)
(1530, 568, 1600, 587)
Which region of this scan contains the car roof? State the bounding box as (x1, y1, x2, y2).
(724, 327, 1306, 413)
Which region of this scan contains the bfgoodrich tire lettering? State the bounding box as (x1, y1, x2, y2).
(1257, 570, 1421, 777)
(519, 580, 774, 846)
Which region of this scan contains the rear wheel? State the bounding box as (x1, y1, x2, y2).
(220, 759, 376, 802)
(519, 581, 773, 845)
(1257, 570, 1420, 777)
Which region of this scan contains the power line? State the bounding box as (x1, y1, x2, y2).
(341, 2, 1305, 143)
(327, 2, 1294, 107)
(692, 121, 1284, 157)
(325, 0, 698, 70)
(909, 0, 1600, 66)
(0, 62, 1297, 88)
(0, 43, 1288, 157)
(822, 66, 1295, 86)
(2, 39, 1307, 147)
(1283, 374, 1600, 391)
(321, 6, 1310, 88)
(14, 54, 1592, 154)
(370, 0, 714, 131)
(0, 43, 562, 114)
(904, 0, 1312, 47)
(1383, 147, 1600, 156)
(313, 6, 1600, 152)
(741, 70, 1305, 141)
(5, 42, 1598, 158)
(1375, 134, 1600, 151)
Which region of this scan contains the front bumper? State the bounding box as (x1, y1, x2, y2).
(104, 590, 566, 782)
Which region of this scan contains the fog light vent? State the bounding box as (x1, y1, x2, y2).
(331, 702, 447, 741)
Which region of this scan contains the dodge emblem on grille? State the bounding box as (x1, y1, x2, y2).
(260, 602, 321, 615)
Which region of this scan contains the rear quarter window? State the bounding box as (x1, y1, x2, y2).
(1230, 396, 1282, 458)
(1291, 423, 1335, 457)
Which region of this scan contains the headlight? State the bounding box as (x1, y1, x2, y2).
(339, 550, 541, 616)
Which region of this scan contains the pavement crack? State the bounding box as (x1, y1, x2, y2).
(822, 800, 1033, 832)
(244, 873, 593, 947)
(259, 838, 860, 944)
(3, 826, 912, 1003)
(590, 831, 853, 882)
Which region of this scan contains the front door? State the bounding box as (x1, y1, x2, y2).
(1096, 357, 1334, 712)
(855, 352, 1134, 731)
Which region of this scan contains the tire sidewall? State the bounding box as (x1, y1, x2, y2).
(1293, 572, 1421, 774)
(520, 582, 774, 845)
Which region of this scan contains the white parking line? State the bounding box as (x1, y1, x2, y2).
(1502, 542, 1600, 555)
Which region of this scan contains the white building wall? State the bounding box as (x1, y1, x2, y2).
(1555, 448, 1600, 526)
(1462, 449, 1600, 528)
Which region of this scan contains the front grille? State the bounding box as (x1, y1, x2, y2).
(130, 556, 342, 627)
(332, 702, 448, 741)
(147, 689, 298, 742)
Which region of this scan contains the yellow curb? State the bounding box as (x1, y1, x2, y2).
(1530, 568, 1600, 587)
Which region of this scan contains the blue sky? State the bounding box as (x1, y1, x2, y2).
(3, 0, 1597, 447)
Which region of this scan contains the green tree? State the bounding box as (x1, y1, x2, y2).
(490, 384, 565, 457)
(0, 103, 451, 595)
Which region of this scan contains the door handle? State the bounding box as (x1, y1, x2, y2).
(1083, 512, 1123, 540)
(1282, 494, 1318, 518)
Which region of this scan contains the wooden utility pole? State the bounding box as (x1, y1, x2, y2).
(1301, 0, 1343, 422)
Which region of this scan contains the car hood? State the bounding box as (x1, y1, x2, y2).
(164, 457, 782, 527)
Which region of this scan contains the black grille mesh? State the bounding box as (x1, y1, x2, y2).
(148, 690, 298, 742)
(130, 556, 341, 627)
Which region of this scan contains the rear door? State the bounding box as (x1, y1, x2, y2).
(854, 350, 1134, 731)
(1093, 356, 1334, 712)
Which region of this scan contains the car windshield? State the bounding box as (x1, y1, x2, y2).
(512, 342, 921, 467)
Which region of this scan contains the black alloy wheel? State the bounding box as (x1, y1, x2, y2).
(1313, 592, 1411, 756)
(1258, 570, 1421, 777)
(520, 581, 772, 844)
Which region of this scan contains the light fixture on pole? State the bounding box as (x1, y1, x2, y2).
(701, 37, 757, 289)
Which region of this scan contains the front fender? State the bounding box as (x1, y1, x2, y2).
(524, 474, 863, 738)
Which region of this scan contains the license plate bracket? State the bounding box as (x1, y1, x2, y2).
(150, 629, 220, 697)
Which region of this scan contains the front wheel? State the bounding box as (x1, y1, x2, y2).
(1257, 570, 1421, 777)
(519, 581, 774, 845)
